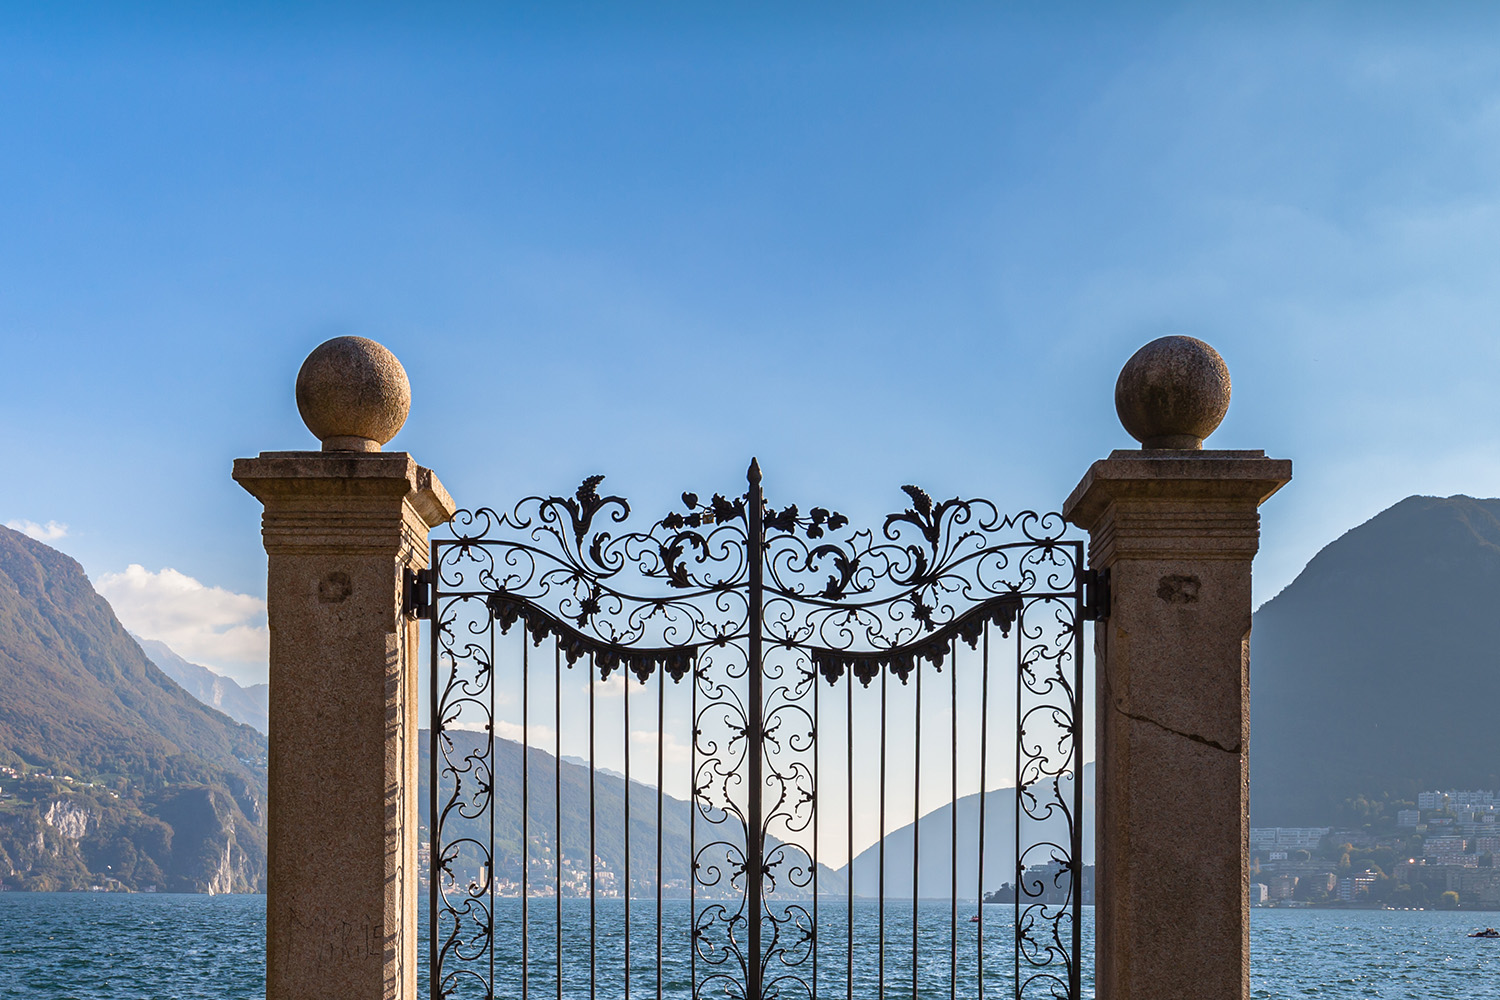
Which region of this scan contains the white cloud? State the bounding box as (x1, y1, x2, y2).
(495, 720, 559, 747)
(94, 565, 267, 685)
(631, 730, 692, 767)
(6, 519, 68, 542)
(584, 674, 651, 699)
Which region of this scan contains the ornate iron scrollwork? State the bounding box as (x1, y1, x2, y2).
(429, 463, 1085, 1000)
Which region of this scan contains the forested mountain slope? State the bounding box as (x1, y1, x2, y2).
(0, 526, 266, 891)
(1251, 495, 1500, 825)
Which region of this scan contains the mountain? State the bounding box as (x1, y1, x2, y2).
(420, 729, 847, 899)
(842, 764, 1094, 899)
(1250, 495, 1500, 825)
(133, 635, 268, 734)
(0, 525, 267, 892)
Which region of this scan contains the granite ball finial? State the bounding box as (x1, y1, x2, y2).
(295, 336, 411, 452)
(1114, 336, 1231, 450)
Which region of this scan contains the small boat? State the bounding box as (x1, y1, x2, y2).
(1469, 928, 1500, 939)
(969, 915, 982, 923)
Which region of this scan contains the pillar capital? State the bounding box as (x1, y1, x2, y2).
(1064, 449, 1291, 566)
(233, 451, 455, 560)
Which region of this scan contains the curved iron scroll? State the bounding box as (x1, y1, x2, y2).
(428, 462, 1086, 1000)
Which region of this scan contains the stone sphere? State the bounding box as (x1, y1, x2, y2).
(295, 336, 411, 452)
(1114, 336, 1231, 449)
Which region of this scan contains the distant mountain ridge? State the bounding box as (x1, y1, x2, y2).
(842, 764, 1094, 899)
(0, 525, 266, 892)
(420, 729, 848, 899)
(133, 635, 268, 734)
(1251, 495, 1500, 825)
(422, 730, 1093, 901)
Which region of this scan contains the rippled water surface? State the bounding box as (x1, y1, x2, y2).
(1, 894, 1498, 998)
(1251, 908, 1500, 999)
(0, 893, 264, 999)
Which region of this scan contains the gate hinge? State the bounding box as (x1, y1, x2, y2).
(404, 567, 435, 621)
(1082, 567, 1110, 622)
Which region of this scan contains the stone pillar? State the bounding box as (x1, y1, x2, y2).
(234, 337, 454, 1000)
(1062, 337, 1291, 1000)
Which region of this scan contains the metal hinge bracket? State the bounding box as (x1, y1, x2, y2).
(1082, 567, 1111, 622)
(404, 567, 435, 621)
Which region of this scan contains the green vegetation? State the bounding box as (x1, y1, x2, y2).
(0, 525, 266, 892)
(1257, 830, 1494, 910)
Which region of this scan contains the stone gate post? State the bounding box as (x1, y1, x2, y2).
(1063, 337, 1291, 1000)
(234, 337, 454, 1000)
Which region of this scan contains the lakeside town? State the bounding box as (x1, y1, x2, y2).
(1252, 790, 1500, 910)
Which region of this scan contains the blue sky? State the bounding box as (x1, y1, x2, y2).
(4, 3, 1500, 686)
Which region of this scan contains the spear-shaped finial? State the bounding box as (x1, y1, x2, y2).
(747, 457, 762, 486)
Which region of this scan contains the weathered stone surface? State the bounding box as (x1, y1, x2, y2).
(234, 450, 454, 1000)
(1115, 336, 1231, 449)
(295, 337, 412, 453)
(1064, 450, 1290, 1000)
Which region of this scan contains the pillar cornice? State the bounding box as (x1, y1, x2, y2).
(1064, 450, 1290, 526)
(233, 451, 455, 561)
(1064, 450, 1291, 566)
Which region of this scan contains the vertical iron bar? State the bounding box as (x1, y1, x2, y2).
(846, 672, 854, 1000)
(1014, 617, 1022, 1000)
(657, 665, 665, 1000)
(427, 543, 440, 1000)
(912, 659, 921, 1000)
(625, 667, 632, 1000)
(590, 653, 597, 1000)
(555, 643, 563, 1000)
(1072, 547, 1085, 1000)
(879, 666, 887, 1000)
(977, 627, 990, 1000)
(489, 617, 497, 995)
(746, 460, 765, 1000)
(690, 651, 698, 997)
(813, 666, 819, 1000)
(950, 636, 958, 1000)
(523, 634, 530, 1000)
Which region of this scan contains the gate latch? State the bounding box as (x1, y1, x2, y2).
(1082, 567, 1110, 622)
(404, 567, 434, 621)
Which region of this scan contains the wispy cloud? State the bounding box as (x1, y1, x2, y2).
(586, 674, 650, 699)
(496, 720, 559, 746)
(5, 519, 68, 542)
(631, 729, 692, 766)
(445, 719, 562, 748)
(94, 565, 267, 685)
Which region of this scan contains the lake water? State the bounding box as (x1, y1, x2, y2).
(1, 894, 1497, 998)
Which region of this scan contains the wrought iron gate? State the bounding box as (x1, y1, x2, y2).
(422, 462, 1096, 1000)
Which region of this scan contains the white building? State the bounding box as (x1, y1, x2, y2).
(1419, 790, 1498, 811)
(1425, 835, 1467, 855)
(1250, 827, 1331, 853)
